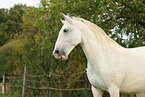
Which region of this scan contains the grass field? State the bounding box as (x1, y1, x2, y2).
(0, 94, 20, 97)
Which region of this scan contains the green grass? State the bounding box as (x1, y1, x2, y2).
(0, 94, 20, 97)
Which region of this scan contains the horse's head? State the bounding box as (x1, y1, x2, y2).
(53, 14, 82, 60)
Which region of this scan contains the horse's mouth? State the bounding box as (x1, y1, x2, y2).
(53, 54, 67, 60)
(53, 53, 68, 60)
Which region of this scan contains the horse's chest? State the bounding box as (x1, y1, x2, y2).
(87, 66, 107, 90)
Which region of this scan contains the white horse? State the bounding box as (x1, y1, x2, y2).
(53, 14, 145, 97)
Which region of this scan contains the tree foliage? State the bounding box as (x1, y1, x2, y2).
(0, 4, 25, 46)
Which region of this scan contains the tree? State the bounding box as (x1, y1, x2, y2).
(0, 8, 8, 46)
(0, 40, 23, 76)
(0, 4, 25, 46)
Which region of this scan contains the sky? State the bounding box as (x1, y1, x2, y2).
(0, 0, 40, 9)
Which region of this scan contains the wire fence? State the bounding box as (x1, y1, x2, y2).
(1, 65, 93, 97)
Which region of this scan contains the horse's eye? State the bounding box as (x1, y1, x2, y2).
(63, 29, 69, 33)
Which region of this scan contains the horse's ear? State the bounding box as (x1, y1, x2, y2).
(62, 13, 72, 24)
(60, 19, 65, 24)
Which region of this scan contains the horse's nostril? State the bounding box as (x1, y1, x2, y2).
(55, 50, 59, 54)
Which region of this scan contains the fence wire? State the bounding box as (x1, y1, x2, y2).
(2, 69, 92, 97)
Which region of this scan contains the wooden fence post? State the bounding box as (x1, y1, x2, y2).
(2, 72, 6, 94)
(22, 65, 26, 97)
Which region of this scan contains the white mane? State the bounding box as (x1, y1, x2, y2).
(72, 17, 121, 48)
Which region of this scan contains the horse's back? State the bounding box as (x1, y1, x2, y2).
(119, 46, 145, 93)
(127, 46, 145, 54)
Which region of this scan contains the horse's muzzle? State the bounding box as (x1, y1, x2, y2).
(53, 49, 67, 60)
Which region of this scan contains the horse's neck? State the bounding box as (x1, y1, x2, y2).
(80, 27, 122, 64)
